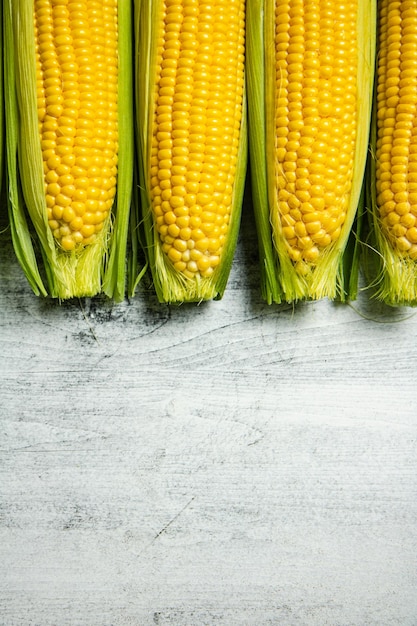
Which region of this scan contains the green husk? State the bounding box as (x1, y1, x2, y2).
(247, 0, 376, 304)
(0, 0, 3, 200)
(364, 8, 417, 307)
(102, 0, 135, 302)
(135, 0, 247, 304)
(4, 0, 47, 295)
(128, 0, 149, 299)
(4, 0, 133, 300)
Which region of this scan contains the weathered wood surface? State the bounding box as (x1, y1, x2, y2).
(1, 197, 417, 626)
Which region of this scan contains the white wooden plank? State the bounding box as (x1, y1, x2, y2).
(1, 202, 417, 625)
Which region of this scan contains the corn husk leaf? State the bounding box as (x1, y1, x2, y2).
(246, 0, 281, 304)
(0, 0, 4, 200)
(4, 0, 47, 296)
(102, 0, 135, 302)
(135, 0, 247, 304)
(247, 0, 376, 304)
(127, 0, 148, 299)
(5, 0, 132, 300)
(340, 181, 366, 303)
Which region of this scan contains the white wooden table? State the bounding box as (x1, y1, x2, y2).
(1, 193, 417, 626)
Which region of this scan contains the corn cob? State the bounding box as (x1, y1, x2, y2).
(247, 0, 376, 304)
(135, 0, 247, 303)
(4, 0, 133, 300)
(366, 0, 417, 306)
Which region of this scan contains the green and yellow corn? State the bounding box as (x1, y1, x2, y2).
(4, 0, 134, 300)
(367, 0, 417, 306)
(135, 0, 247, 303)
(247, 0, 376, 303)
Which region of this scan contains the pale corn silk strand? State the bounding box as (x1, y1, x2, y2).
(376, 0, 417, 259)
(150, 0, 245, 280)
(34, 0, 119, 252)
(273, 0, 358, 275)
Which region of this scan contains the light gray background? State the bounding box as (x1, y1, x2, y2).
(1, 193, 416, 626)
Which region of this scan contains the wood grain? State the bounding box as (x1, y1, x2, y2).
(1, 197, 417, 625)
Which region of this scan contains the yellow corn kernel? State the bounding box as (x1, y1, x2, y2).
(34, 0, 118, 251)
(273, 0, 358, 270)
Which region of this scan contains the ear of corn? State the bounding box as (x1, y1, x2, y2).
(366, 0, 417, 306)
(135, 0, 247, 304)
(4, 0, 133, 300)
(247, 0, 376, 304)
